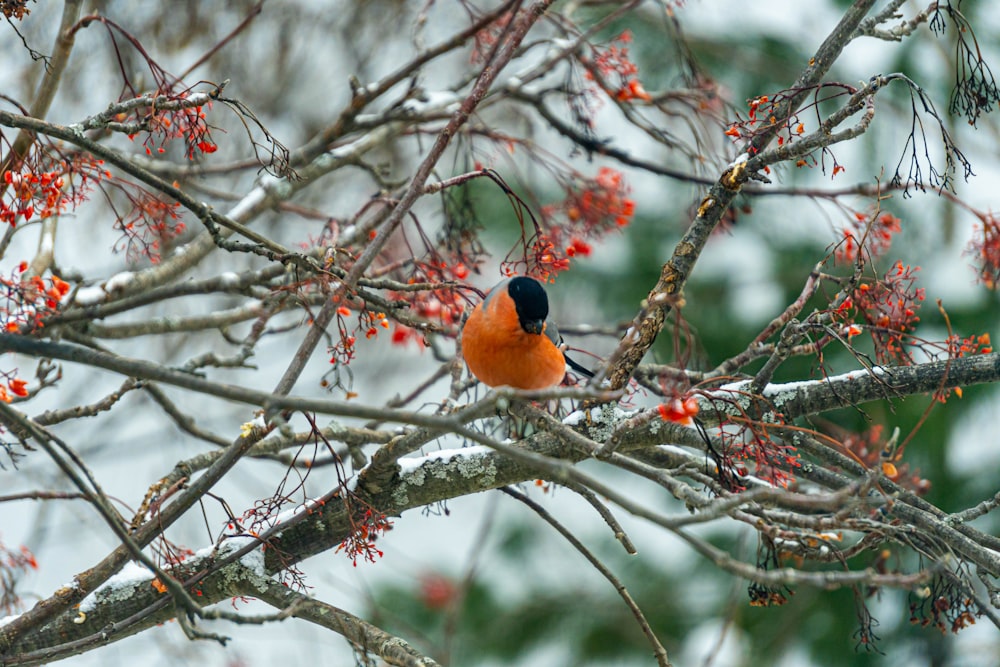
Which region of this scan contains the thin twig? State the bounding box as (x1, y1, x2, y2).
(501, 486, 671, 667)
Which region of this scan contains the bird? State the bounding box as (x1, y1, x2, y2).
(461, 276, 593, 390)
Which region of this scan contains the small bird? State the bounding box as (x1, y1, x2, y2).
(461, 276, 593, 389)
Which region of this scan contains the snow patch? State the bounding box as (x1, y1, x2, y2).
(72, 285, 105, 306)
(729, 152, 749, 167)
(394, 446, 497, 507)
(78, 560, 155, 614)
(216, 535, 267, 577)
(715, 367, 882, 399)
(105, 271, 134, 292)
(397, 445, 493, 473)
(761, 368, 873, 397)
(400, 91, 461, 115)
(272, 496, 325, 528)
(72, 270, 136, 306)
(226, 181, 270, 222)
(218, 272, 241, 288)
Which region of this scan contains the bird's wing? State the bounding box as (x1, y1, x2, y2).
(543, 319, 561, 347)
(545, 319, 595, 378)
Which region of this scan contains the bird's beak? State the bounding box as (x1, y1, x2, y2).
(522, 319, 545, 335)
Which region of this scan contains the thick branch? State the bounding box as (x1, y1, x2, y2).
(251, 577, 441, 667)
(601, 0, 879, 392)
(10, 344, 996, 660)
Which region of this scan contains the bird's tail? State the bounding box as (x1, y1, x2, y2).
(565, 353, 594, 378)
(548, 320, 595, 379)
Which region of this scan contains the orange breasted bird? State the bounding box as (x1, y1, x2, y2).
(461, 276, 593, 390)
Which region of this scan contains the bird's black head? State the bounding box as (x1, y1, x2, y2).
(507, 276, 549, 335)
